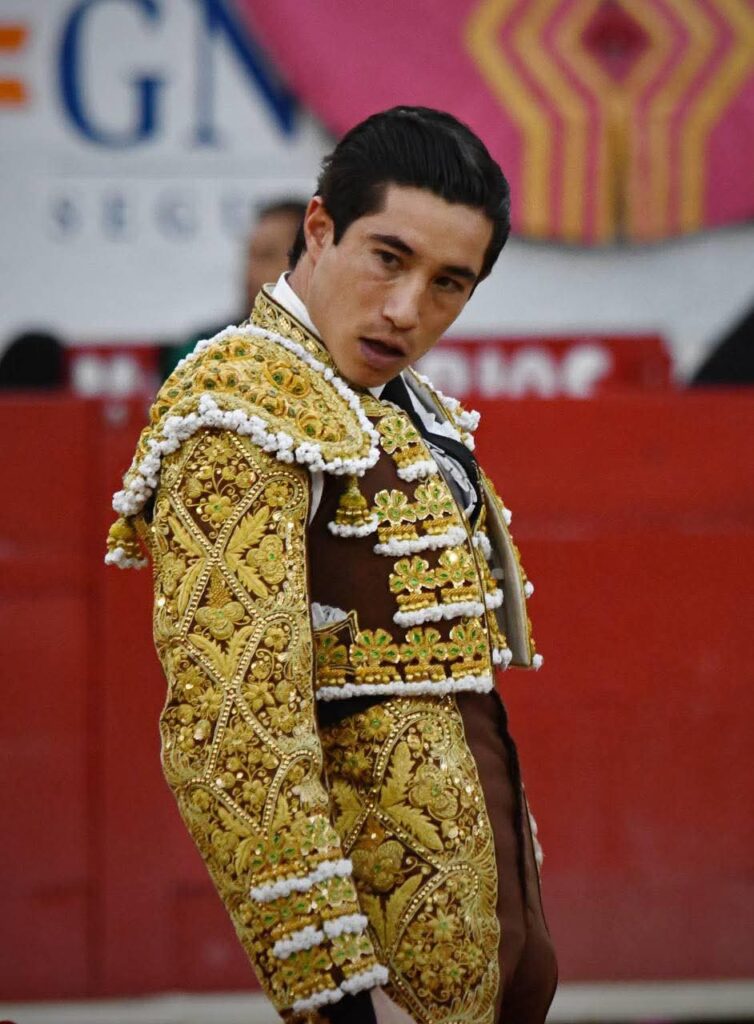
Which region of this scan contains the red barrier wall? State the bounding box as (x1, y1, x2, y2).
(1, 393, 753, 998)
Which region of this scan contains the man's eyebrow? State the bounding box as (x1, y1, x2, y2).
(368, 233, 478, 282)
(368, 233, 414, 256)
(442, 263, 478, 283)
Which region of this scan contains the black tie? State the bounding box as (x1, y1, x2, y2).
(381, 374, 481, 525)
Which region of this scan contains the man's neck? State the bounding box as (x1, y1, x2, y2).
(287, 260, 313, 311)
(271, 271, 320, 339)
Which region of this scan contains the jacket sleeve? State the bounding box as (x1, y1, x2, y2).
(147, 427, 386, 1017)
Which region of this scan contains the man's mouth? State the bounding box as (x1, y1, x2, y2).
(359, 337, 407, 370)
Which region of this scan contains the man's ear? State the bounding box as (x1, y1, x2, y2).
(302, 196, 334, 265)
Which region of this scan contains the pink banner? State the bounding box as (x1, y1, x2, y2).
(238, 0, 754, 244)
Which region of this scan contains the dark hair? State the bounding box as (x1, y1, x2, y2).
(290, 106, 510, 281)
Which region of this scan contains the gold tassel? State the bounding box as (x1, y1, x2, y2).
(106, 516, 145, 563)
(334, 474, 372, 528)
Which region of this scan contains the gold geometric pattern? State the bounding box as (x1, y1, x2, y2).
(466, 0, 754, 242)
(153, 429, 381, 1013)
(321, 696, 500, 1024)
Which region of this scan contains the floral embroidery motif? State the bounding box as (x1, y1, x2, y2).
(400, 628, 447, 682)
(154, 429, 383, 1013)
(321, 697, 500, 1024)
(371, 478, 466, 557)
(350, 629, 401, 685)
(445, 620, 489, 679)
(389, 556, 437, 614)
(377, 412, 438, 483)
(413, 479, 458, 533)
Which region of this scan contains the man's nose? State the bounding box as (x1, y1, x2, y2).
(383, 280, 422, 331)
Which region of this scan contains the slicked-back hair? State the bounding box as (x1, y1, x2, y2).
(289, 106, 511, 283)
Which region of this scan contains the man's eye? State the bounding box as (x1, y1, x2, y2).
(435, 276, 463, 293)
(376, 250, 399, 267)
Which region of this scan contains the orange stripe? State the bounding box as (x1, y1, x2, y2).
(645, 0, 714, 239)
(513, 0, 589, 242)
(555, 0, 614, 243)
(0, 79, 25, 104)
(465, 0, 553, 238)
(620, 0, 674, 240)
(0, 24, 28, 50)
(680, 0, 754, 232)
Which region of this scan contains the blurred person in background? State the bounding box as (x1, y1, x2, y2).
(107, 107, 556, 1024)
(0, 331, 65, 390)
(160, 198, 306, 378)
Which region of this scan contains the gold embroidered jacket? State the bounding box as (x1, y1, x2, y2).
(105, 288, 540, 1018)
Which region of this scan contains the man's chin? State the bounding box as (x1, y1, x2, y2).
(331, 346, 409, 390)
(341, 364, 406, 391)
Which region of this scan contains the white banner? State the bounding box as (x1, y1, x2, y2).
(0, 0, 329, 343)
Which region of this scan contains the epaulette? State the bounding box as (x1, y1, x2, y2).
(105, 323, 379, 568)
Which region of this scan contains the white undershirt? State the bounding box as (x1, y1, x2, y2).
(269, 273, 476, 520)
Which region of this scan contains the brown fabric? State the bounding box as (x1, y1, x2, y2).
(309, 469, 399, 633)
(456, 692, 558, 1024)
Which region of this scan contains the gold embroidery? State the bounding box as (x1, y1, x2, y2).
(445, 620, 489, 680)
(435, 546, 479, 605)
(400, 628, 447, 683)
(389, 556, 437, 613)
(251, 287, 336, 367)
(372, 477, 465, 548)
(350, 629, 402, 685)
(154, 429, 380, 1012)
(109, 317, 375, 545)
(373, 489, 419, 543)
(377, 412, 431, 473)
(321, 697, 500, 1024)
(414, 480, 462, 538)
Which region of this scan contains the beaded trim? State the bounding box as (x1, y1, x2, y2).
(492, 646, 513, 668)
(472, 533, 493, 559)
(393, 599, 486, 628)
(104, 548, 148, 569)
(316, 672, 494, 702)
(291, 985, 343, 1014)
(112, 324, 381, 520)
(393, 587, 502, 628)
(341, 963, 390, 994)
(249, 858, 352, 904)
(328, 515, 379, 538)
(373, 526, 467, 557)
(271, 913, 369, 960)
(410, 370, 481, 442)
(290, 964, 389, 1014)
(396, 459, 439, 482)
(324, 912, 370, 938)
(272, 925, 324, 960)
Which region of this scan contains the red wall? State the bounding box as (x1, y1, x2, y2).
(1, 393, 753, 998)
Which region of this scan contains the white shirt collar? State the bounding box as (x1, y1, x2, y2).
(270, 272, 320, 338)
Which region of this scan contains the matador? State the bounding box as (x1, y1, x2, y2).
(106, 107, 558, 1024)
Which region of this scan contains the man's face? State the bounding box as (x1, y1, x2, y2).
(303, 185, 493, 388)
(244, 211, 301, 311)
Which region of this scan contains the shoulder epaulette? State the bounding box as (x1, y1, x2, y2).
(105, 324, 379, 567)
